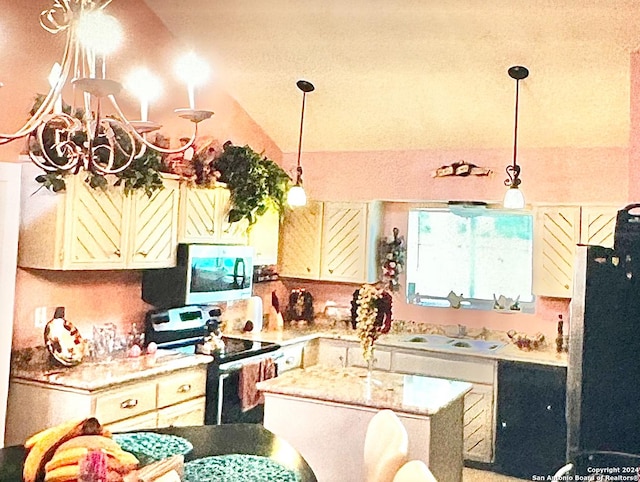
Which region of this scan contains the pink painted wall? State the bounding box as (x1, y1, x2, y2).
(4, 1, 638, 349)
(5, 0, 281, 349)
(278, 145, 631, 341)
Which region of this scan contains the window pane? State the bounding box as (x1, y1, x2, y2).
(407, 208, 534, 310)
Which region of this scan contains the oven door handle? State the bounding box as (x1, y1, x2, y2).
(218, 350, 284, 374)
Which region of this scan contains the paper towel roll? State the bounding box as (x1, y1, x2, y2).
(246, 296, 263, 332)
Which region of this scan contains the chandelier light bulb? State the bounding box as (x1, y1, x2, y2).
(287, 184, 307, 207)
(76, 11, 123, 56)
(176, 52, 210, 110)
(126, 68, 162, 121)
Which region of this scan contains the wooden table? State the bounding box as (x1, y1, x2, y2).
(0, 424, 317, 482)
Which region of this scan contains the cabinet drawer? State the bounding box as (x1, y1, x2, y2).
(95, 384, 156, 424)
(104, 411, 158, 433)
(277, 345, 305, 374)
(348, 347, 391, 371)
(157, 369, 206, 408)
(157, 396, 206, 428)
(392, 351, 495, 384)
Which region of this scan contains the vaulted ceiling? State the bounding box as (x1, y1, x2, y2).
(144, 0, 640, 153)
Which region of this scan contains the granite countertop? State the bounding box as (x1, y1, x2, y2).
(10, 349, 212, 392)
(229, 324, 568, 367)
(257, 364, 472, 416)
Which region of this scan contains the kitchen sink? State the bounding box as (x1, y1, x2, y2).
(399, 334, 506, 352)
(401, 334, 454, 345)
(447, 339, 506, 351)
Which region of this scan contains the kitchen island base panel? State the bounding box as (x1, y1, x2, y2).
(263, 393, 463, 482)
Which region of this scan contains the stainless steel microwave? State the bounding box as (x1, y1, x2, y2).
(142, 244, 254, 309)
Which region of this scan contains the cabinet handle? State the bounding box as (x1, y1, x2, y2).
(285, 356, 295, 365)
(328, 269, 334, 274)
(177, 384, 192, 393)
(137, 250, 149, 257)
(208, 228, 215, 235)
(120, 398, 138, 409)
(306, 267, 311, 272)
(338, 355, 344, 368)
(546, 404, 552, 411)
(500, 421, 507, 428)
(114, 249, 121, 257)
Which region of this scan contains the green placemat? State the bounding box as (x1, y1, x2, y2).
(185, 454, 302, 482)
(113, 432, 193, 466)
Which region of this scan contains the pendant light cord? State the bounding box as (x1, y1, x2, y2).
(512, 78, 520, 171)
(295, 91, 307, 183)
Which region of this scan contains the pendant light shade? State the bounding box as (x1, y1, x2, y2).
(287, 79, 315, 207)
(287, 184, 307, 207)
(503, 65, 529, 209)
(503, 185, 525, 209)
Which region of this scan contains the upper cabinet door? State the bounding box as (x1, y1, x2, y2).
(178, 186, 217, 242)
(579, 205, 618, 248)
(128, 179, 179, 268)
(532, 205, 581, 297)
(65, 177, 128, 269)
(279, 201, 324, 279)
(320, 202, 369, 283)
(249, 207, 280, 265)
(215, 187, 249, 245)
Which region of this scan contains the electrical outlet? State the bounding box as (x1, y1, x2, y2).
(34, 306, 48, 328)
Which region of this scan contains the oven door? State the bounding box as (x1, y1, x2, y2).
(206, 350, 283, 425)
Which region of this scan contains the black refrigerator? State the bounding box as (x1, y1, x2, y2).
(567, 244, 640, 463)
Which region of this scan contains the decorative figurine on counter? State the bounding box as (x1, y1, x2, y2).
(284, 289, 314, 325)
(350, 284, 392, 364)
(447, 290, 464, 309)
(379, 227, 406, 292)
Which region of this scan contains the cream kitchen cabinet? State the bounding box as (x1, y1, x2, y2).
(315, 338, 349, 368)
(533, 204, 618, 297)
(6, 365, 207, 445)
(279, 200, 382, 283)
(178, 184, 248, 245)
(18, 163, 179, 270)
(248, 206, 280, 266)
(391, 349, 497, 463)
(347, 344, 392, 371)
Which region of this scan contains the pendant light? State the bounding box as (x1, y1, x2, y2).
(287, 79, 315, 207)
(503, 65, 529, 209)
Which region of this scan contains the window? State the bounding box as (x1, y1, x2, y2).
(406, 207, 534, 312)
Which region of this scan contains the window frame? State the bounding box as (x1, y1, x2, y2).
(405, 204, 535, 313)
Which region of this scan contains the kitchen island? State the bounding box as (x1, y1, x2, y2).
(257, 364, 472, 482)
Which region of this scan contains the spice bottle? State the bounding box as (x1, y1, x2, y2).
(556, 314, 564, 353)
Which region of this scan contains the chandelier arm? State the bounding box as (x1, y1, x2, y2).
(107, 95, 199, 154)
(91, 118, 136, 175)
(0, 25, 75, 141)
(29, 114, 82, 172)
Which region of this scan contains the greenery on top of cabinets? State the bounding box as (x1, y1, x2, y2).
(30, 94, 165, 197)
(213, 142, 290, 225)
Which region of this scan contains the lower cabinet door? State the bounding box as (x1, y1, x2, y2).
(157, 396, 206, 428)
(463, 383, 494, 463)
(495, 361, 567, 479)
(105, 411, 157, 433)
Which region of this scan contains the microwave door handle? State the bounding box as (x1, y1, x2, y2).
(233, 258, 246, 288)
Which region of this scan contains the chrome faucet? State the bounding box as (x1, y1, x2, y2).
(457, 324, 468, 338)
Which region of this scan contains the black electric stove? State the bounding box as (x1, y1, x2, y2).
(145, 306, 281, 425)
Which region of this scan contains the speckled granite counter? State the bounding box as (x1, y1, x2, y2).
(257, 364, 472, 416)
(230, 326, 568, 367)
(10, 349, 212, 392)
(258, 364, 470, 482)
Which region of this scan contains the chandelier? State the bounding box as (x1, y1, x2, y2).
(0, 0, 212, 175)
